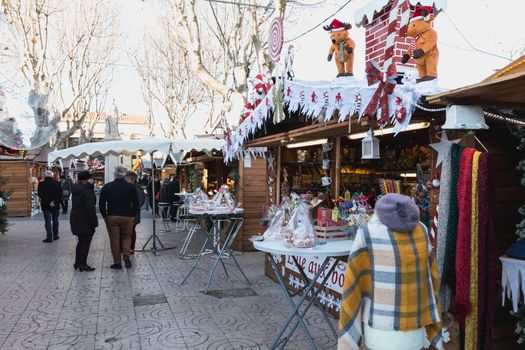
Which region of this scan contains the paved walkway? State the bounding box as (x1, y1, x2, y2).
(0, 213, 337, 350)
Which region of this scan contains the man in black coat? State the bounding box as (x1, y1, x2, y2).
(38, 170, 62, 242)
(99, 166, 139, 269)
(167, 174, 180, 219)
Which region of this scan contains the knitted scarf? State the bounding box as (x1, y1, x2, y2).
(454, 148, 476, 327)
(437, 145, 453, 312)
(465, 151, 481, 349)
(477, 152, 497, 350)
(442, 144, 464, 290)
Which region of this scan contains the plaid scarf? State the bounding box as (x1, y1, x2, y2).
(338, 215, 444, 350)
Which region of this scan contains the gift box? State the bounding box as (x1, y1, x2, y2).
(315, 225, 349, 242)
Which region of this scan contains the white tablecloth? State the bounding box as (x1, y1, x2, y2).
(500, 255, 525, 312)
(253, 240, 353, 258)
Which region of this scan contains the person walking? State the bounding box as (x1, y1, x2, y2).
(99, 166, 139, 269)
(70, 171, 98, 272)
(125, 171, 145, 254)
(60, 176, 73, 214)
(38, 170, 62, 243)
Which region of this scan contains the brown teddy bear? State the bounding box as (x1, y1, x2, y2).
(323, 19, 355, 78)
(401, 6, 439, 82)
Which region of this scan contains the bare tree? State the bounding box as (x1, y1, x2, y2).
(3, 0, 119, 148)
(132, 15, 205, 138)
(168, 0, 285, 132)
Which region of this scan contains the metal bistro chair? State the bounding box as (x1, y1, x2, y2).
(178, 205, 200, 259)
(158, 202, 172, 233)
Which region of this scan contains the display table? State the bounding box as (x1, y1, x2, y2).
(181, 208, 249, 293)
(253, 240, 353, 350)
(500, 255, 525, 312)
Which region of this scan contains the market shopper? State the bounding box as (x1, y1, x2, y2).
(60, 176, 73, 214)
(38, 170, 62, 242)
(167, 174, 180, 220)
(99, 166, 139, 269)
(125, 171, 145, 254)
(70, 171, 98, 272)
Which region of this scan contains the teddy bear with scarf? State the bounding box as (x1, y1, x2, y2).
(401, 6, 439, 82)
(323, 19, 355, 78)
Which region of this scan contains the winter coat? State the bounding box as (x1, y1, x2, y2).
(134, 184, 145, 225)
(70, 183, 98, 235)
(167, 179, 180, 203)
(159, 183, 171, 203)
(99, 178, 139, 218)
(62, 179, 73, 198)
(38, 177, 62, 211)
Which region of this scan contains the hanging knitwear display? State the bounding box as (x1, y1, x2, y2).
(454, 148, 476, 327)
(476, 152, 497, 350)
(465, 151, 481, 349)
(442, 144, 464, 291)
(436, 144, 453, 311)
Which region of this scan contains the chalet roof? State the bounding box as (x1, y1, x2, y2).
(354, 0, 447, 27)
(483, 55, 525, 82)
(426, 55, 525, 109)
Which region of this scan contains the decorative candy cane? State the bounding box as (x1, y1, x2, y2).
(398, 0, 411, 38)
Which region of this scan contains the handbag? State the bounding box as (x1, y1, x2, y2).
(155, 191, 160, 201)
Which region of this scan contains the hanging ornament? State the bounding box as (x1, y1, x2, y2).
(395, 107, 407, 123)
(335, 92, 342, 105)
(354, 93, 362, 116)
(323, 91, 329, 108)
(284, 45, 295, 80)
(429, 131, 461, 168)
(300, 90, 305, 103)
(268, 17, 284, 63)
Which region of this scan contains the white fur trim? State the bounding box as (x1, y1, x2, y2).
(410, 15, 431, 22)
(331, 27, 346, 32)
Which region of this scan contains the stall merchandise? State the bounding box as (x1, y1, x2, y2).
(436, 145, 497, 350)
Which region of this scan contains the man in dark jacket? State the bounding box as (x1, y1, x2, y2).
(60, 176, 73, 214)
(167, 174, 180, 219)
(70, 171, 98, 271)
(125, 171, 145, 254)
(38, 170, 62, 242)
(99, 166, 139, 269)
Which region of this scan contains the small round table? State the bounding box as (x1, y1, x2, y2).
(253, 240, 353, 350)
(181, 208, 249, 294)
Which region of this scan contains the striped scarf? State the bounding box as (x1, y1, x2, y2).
(338, 216, 443, 350)
(442, 144, 464, 290)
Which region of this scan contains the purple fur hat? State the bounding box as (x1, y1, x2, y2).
(374, 193, 420, 232)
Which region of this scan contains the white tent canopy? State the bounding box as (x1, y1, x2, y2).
(47, 137, 225, 163)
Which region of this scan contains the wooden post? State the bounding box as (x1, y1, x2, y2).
(334, 137, 341, 198)
(276, 146, 282, 202)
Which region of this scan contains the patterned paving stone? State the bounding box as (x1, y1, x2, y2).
(0, 214, 338, 349)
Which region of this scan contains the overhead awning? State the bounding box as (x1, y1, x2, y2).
(426, 71, 525, 109)
(47, 137, 225, 164)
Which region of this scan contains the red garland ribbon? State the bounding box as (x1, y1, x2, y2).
(364, 60, 397, 125)
(224, 127, 232, 147)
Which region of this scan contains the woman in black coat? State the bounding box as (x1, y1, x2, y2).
(70, 171, 98, 272)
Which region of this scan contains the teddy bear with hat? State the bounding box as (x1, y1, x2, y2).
(323, 19, 355, 78)
(401, 6, 439, 82)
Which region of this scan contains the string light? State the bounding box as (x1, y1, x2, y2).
(415, 104, 525, 126)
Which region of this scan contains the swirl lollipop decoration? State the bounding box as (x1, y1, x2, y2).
(268, 17, 283, 63)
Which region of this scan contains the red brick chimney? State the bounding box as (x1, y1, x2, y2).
(355, 0, 446, 77)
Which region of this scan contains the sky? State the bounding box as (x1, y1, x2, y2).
(108, 0, 525, 135)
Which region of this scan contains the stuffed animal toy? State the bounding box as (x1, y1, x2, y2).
(323, 19, 355, 78)
(401, 6, 439, 82)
